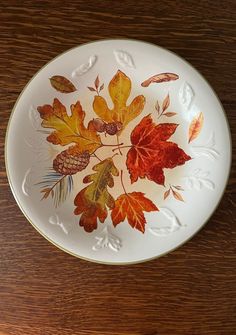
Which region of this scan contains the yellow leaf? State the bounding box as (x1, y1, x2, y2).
(93, 70, 145, 131)
(37, 98, 101, 153)
(74, 158, 119, 232)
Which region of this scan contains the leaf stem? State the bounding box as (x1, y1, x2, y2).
(111, 152, 119, 159)
(157, 109, 164, 119)
(116, 135, 123, 156)
(101, 142, 124, 147)
(92, 153, 102, 162)
(112, 145, 132, 152)
(120, 170, 127, 195)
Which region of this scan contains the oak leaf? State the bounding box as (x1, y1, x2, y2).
(93, 70, 145, 132)
(126, 115, 191, 185)
(37, 98, 101, 153)
(74, 158, 119, 232)
(188, 112, 204, 143)
(111, 192, 158, 233)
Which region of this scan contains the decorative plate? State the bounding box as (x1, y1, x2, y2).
(6, 39, 231, 264)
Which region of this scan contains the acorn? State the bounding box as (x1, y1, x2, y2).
(89, 118, 106, 133)
(105, 121, 123, 135)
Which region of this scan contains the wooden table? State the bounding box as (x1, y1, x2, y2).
(0, 1, 235, 334)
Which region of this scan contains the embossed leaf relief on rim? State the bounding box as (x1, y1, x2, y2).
(92, 226, 122, 252)
(71, 55, 97, 77)
(148, 208, 185, 237)
(113, 50, 135, 69)
(183, 169, 215, 190)
(191, 133, 220, 160)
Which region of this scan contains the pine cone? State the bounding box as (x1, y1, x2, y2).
(53, 149, 90, 175)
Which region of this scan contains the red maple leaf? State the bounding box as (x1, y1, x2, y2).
(111, 192, 158, 233)
(126, 115, 191, 185)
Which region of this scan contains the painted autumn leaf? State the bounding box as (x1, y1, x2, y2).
(49, 75, 77, 93)
(164, 112, 177, 117)
(93, 70, 145, 132)
(164, 189, 170, 200)
(95, 75, 99, 89)
(188, 112, 204, 143)
(162, 94, 170, 112)
(126, 115, 191, 185)
(37, 98, 101, 153)
(172, 189, 184, 202)
(74, 158, 119, 232)
(141, 73, 179, 87)
(155, 100, 160, 114)
(111, 192, 158, 233)
(163, 185, 184, 202)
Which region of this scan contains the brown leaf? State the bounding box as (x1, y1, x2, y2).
(163, 112, 177, 117)
(173, 185, 184, 191)
(95, 76, 99, 89)
(88, 86, 96, 92)
(50, 75, 76, 93)
(155, 100, 160, 114)
(164, 189, 170, 200)
(162, 94, 170, 112)
(188, 112, 204, 143)
(99, 83, 104, 92)
(172, 190, 184, 202)
(141, 73, 179, 87)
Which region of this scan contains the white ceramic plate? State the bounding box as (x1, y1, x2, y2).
(6, 39, 231, 264)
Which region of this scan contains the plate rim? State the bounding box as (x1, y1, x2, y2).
(5, 38, 232, 265)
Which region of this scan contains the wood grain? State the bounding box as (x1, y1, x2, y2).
(0, 1, 236, 334)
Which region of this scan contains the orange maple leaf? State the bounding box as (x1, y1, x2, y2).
(126, 115, 191, 185)
(74, 158, 119, 232)
(93, 70, 145, 131)
(37, 98, 101, 153)
(111, 192, 158, 233)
